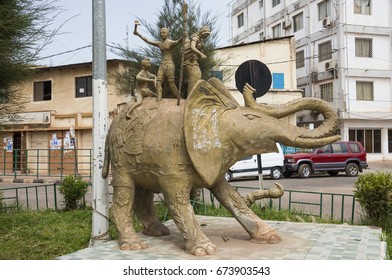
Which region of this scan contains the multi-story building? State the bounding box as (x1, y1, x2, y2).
(229, 0, 392, 161)
(0, 59, 130, 176)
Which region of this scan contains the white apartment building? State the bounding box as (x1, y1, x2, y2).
(228, 0, 392, 160)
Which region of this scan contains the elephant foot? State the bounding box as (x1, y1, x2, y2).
(250, 228, 282, 244)
(143, 223, 170, 237)
(119, 236, 149, 250)
(119, 227, 149, 250)
(185, 239, 217, 256)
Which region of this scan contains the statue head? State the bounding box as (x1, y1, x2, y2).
(141, 58, 151, 70)
(160, 28, 169, 39)
(199, 26, 211, 39)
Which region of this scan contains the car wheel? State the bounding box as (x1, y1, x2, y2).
(345, 163, 359, 177)
(327, 171, 339, 176)
(283, 171, 293, 178)
(270, 167, 282, 180)
(225, 171, 233, 181)
(298, 164, 311, 178)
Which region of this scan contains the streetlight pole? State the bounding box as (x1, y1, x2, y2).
(90, 0, 109, 246)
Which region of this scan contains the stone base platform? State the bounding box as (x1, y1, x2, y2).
(57, 216, 386, 260)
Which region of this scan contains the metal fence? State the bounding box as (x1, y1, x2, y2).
(0, 148, 93, 179)
(0, 183, 359, 223)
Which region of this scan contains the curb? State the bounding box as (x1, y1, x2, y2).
(0, 177, 56, 184)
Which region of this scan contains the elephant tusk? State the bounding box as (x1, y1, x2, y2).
(242, 183, 284, 207)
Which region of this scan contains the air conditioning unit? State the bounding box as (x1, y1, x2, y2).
(325, 60, 337, 71)
(282, 19, 291, 29)
(322, 17, 332, 28)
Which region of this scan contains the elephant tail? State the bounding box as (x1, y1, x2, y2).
(102, 132, 110, 179)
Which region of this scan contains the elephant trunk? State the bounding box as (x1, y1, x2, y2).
(252, 97, 339, 139)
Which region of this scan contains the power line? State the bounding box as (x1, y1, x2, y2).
(36, 45, 92, 60)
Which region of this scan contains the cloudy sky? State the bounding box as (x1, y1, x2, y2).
(39, 0, 232, 66)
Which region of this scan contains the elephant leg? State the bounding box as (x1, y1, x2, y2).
(210, 178, 282, 244)
(161, 184, 217, 256)
(111, 177, 148, 250)
(133, 187, 170, 237)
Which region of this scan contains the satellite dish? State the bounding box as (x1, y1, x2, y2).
(235, 60, 272, 98)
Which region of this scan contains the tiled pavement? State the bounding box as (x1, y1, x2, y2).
(57, 216, 387, 260)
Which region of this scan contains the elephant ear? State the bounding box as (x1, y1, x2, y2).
(184, 79, 238, 185)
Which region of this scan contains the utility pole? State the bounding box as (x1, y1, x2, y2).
(90, 0, 110, 246)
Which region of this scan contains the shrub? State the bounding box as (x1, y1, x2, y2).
(59, 175, 89, 210)
(354, 172, 392, 232)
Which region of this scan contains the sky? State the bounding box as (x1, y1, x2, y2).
(38, 0, 232, 66)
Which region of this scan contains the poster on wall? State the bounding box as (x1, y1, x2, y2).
(50, 133, 62, 149)
(63, 132, 75, 149)
(3, 137, 13, 152)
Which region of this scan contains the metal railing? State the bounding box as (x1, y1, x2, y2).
(1, 183, 358, 223)
(0, 148, 93, 179)
(1, 184, 59, 210)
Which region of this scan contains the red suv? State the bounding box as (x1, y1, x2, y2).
(283, 141, 368, 178)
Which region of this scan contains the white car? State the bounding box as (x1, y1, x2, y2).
(225, 143, 285, 181)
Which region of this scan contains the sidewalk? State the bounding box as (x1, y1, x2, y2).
(57, 215, 387, 260)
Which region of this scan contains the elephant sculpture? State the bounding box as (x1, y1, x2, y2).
(102, 78, 340, 256)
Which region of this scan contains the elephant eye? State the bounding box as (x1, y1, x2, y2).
(243, 113, 261, 120)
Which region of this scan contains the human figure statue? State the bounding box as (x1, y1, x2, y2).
(126, 58, 157, 119)
(134, 25, 182, 101)
(183, 26, 211, 94)
(121, 58, 158, 163)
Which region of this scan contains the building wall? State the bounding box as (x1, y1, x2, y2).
(216, 36, 302, 126)
(1, 60, 130, 175)
(229, 0, 392, 160)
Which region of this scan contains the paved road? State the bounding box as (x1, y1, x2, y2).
(230, 160, 392, 193)
(1, 160, 390, 220)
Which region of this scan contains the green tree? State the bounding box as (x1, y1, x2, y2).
(0, 0, 62, 120)
(111, 0, 225, 98)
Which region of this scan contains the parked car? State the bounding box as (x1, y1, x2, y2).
(283, 141, 368, 178)
(225, 143, 285, 181)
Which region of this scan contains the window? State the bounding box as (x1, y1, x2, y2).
(349, 129, 381, 153)
(272, 23, 281, 38)
(355, 38, 372, 57)
(237, 13, 244, 28)
(320, 82, 333, 102)
(388, 129, 392, 153)
(349, 143, 361, 153)
(34, 81, 52, 101)
(318, 0, 331, 21)
(296, 50, 305, 68)
(331, 143, 347, 153)
(272, 73, 284, 89)
(272, 0, 280, 7)
(354, 0, 371, 15)
(356, 81, 374, 100)
(76, 76, 92, 98)
(293, 12, 303, 32)
(318, 40, 332, 62)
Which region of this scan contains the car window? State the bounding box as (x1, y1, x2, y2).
(241, 155, 253, 160)
(349, 143, 360, 153)
(331, 143, 346, 153)
(320, 144, 331, 153)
